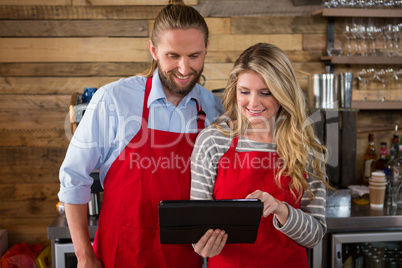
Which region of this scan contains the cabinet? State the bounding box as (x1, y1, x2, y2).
(313, 8, 402, 110)
(312, 189, 402, 268)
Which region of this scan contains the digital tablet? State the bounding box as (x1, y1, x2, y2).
(158, 199, 263, 244)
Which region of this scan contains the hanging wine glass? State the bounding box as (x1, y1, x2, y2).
(356, 66, 375, 101)
(393, 67, 402, 91)
(375, 0, 385, 7)
(322, 0, 331, 7)
(375, 19, 387, 56)
(383, 22, 394, 57)
(384, 0, 395, 7)
(327, 35, 344, 56)
(353, 19, 363, 56)
(348, 0, 358, 7)
(392, 21, 400, 56)
(357, 66, 375, 90)
(357, 19, 368, 56)
(375, 66, 392, 101)
(344, 18, 356, 56)
(322, 0, 340, 7)
(376, 66, 394, 90)
(356, 0, 366, 7)
(366, 18, 377, 56)
(365, 0, 377, 7)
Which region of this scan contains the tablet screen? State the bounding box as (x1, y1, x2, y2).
(158, 199, 263, 244)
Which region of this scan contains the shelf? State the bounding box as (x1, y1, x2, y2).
(352, 100, 402, 109)
(314, 8, 402, 109)
(320, 56, 402, 65)
(313, 8, 402, 18)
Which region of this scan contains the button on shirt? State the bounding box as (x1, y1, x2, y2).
(58, 69, 224, 204)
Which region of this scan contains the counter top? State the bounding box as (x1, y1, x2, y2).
(326, 204, 402, 232)
(48, 190, 402, 240)
(325, 189, 402, 232)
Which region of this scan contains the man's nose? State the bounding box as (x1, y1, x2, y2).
(177, 58, 190, 76)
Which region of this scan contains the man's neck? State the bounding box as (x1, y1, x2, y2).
(163, 86, 187, 107)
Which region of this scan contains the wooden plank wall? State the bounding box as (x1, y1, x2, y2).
(0, 0, 400, 248)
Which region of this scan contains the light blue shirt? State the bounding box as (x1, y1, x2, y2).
(58, 69, 224, 204)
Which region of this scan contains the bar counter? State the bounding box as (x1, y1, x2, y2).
(48, 190, 402, 267)
(325, 189, 402, 233)
(326, 203, 402, 232)
(48, 190, 402, 239)
(48, 208, 402, 240)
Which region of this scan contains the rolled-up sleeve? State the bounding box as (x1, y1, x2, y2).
(58, 88, 114, 204)
(273, 176, 327, 248)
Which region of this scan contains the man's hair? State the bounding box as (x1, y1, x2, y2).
(139, 0, 209, 77)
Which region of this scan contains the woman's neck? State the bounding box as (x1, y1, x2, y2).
(243, 128, 275, 144)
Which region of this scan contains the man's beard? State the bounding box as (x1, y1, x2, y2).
(158, 63, 203, 96)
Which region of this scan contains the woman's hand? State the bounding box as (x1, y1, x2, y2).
(246, 190, 289, 226)
(193, 229, 228, 258)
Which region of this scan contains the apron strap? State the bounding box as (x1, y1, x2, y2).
(195, 100, 206, 132)
(229, 136, 239, 151)
(142, 76, 153, 124)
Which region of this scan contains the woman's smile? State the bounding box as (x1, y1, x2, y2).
(236, 70, 280, 129)
(246, 108, 267, 116)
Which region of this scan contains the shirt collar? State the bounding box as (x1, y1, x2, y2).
(147, 68, 201, 109)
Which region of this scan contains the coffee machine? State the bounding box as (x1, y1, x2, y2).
(309, 73, 357, 188)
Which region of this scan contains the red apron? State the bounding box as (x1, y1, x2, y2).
(209, 137, 308, 268)
(93, 77, 204, 267)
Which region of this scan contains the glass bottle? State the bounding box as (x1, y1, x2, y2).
(392, 125, 399, 160)
(363, 133, 377, 185)
(384, 148, 393, 207)
(343, 244, 353, 268)
(354, 244, 364, 268)
(385, 148, 396, 207)
(385, 147, 401, 209)
(375, 142, 388, 172)
(397, 136, 402, 208)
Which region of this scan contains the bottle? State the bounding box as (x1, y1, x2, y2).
(363, 133, 377, 185)
(399, 135, 402, 167)
(396, 136, 402, 208)
(354, 244, 364, 268)
(384, 148, 396, 207)
(392, 125, 399, 160)
(342, 244, 353, 268)
(385, 148, 401, 209)
(399, 136, 402, 160)
(385, 148, 397, 179)
(375, 142, 388, 172)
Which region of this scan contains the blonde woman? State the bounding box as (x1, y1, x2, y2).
(191, 43, 331, 268)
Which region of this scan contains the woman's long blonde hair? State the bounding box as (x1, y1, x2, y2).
(215, 43, 331, 200)
(139, 0, 209, 77)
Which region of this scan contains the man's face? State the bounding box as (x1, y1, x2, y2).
(149, 28, 209, 96)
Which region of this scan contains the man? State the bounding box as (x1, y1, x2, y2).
(58, 1, 224, 267)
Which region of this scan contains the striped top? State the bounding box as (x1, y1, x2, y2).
(190, 123, 327, 248)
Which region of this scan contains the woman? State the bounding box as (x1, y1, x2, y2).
(191, 43, 331, 267)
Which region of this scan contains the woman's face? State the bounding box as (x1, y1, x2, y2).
(236, 71, 281, 129)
